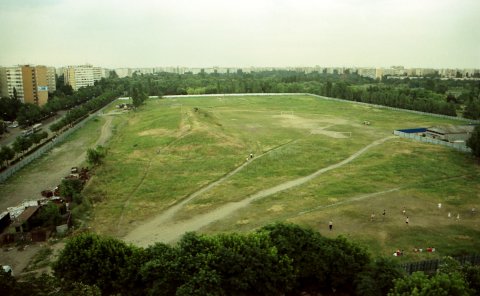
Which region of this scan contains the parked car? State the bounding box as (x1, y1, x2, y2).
(2, 265, 13, 276)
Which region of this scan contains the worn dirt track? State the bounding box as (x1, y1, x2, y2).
(0, 115, 113, 211)
(124, 136, 395, 247)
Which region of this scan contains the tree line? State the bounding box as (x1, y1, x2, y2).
(1, 223, 478, 295)
(128, 70, 480, 119)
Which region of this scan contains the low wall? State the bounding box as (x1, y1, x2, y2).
(394, 130, 471, 153)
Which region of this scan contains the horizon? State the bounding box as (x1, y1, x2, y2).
(1, 64, 479, 70)
(1, 0, 479, 68)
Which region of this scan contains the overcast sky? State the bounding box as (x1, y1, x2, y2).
(1, 0, 479, 68)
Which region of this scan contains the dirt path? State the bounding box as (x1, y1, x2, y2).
(121, 139, 297, 235)
(124, 136, 395, 247)
(0, 115, 113, 211)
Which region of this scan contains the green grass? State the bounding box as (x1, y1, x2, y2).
(83, 95, 480, 259)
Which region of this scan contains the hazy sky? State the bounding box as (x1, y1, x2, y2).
(1, 0, 479, 68)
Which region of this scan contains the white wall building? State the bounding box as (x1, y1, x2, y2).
(64, 65, 103, 91)
(46, 66, 56, 93)
(0, 66, 25, 102)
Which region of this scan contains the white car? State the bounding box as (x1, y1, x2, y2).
(8, 121, 19, 128)
(2, 265, 13, 276)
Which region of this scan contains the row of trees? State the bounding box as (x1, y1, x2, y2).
(126, 71, 480, 118)
(0, 131, 48, 169)
(50, 90, 121, 132)
(2, 223, 475, 296)
(2, 71, 479, 128)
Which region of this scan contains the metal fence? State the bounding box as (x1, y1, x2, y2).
(401, 254, 480, 274)
(308, 94, 480, 124)
(393, 130, 472, 153)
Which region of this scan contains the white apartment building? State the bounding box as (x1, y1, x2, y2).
(64, 65, 103, 91)
(114, 68, 132, 78)
(357, 68, 377, 79)
(47, 66, 56, 93)
(0, 66, 25, 102)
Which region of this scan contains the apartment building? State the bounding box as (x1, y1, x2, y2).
(21, 65, 49, 106)
(0, 66, 25, 102)
(47, 67, 56, 93)
(64, 65, 103, 91)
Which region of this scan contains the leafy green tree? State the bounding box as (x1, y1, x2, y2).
(464, 99, 480, 119)
(388, 271, 472, 296)
(466, 125, 480, 158)
(141, 243, 182, 296)
(30, 131, 48, 144)
(87, 145, 105, 166)
(31, 203, 62, 227)
(355, 257, 404, 296)
(261, 223, 370, 294)
(174, 232, 295, 295)
(60, 178, 84, 201)
(16, 103, 42, 126)
(462, 264, 480, 294)
(13, 135, 32, 154)
(0, 96, 22, 121)
(0, 145, 15, 167)
(53, 233, 140, 295)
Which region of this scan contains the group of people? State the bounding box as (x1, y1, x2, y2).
(413, 247, 436, 253)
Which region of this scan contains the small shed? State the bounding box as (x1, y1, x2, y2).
(0, 212, 11, 233)
(425, 125, 475, 143)
(11, 206, 40, 233)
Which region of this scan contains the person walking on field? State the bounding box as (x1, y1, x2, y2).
(405, 217, 409, 225)
(329, 221, 333, 231)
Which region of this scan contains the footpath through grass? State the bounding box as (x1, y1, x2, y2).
(84, 95, 480, 259)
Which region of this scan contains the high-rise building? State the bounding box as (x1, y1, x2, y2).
(0, 66, 25, 102)
(21, 65, 49, 106)
(47, 67, 56, 93)
(64, 65, 103, 91)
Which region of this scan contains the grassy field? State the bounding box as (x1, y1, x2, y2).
(84, 95, 480, 260)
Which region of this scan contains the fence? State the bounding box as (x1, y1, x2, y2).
(0, 102, 113, 184)
(308, 94, 480, 124)
(393, 130, 472, 153)
(401, 254, 480, 274)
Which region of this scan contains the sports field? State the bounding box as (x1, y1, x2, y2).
(84, 95, 480, 260)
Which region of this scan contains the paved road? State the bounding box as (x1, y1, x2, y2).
(0, 111, 67, 147)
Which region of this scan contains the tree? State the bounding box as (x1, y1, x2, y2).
(388, 271, 472, 296)
(0, 96, 22, 121)
(87, 145, 105, 166)
(0, 145, 15, 167)
(260, 223, 370, 294)
(109, 70, 119, 79)
(16, 103, 42, 126)
(60, 178, 84, 201)
(30, 203, 62, 227)
(464, 99, 480, 119)
(355, 257, 404, 296)
(13, 136, 32, 154)
(466, 125, 480, 158)
(53, 233, 140, 295)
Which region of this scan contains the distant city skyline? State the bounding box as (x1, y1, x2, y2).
(1, 0, 479, 68)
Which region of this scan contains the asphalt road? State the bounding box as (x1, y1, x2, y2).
(0, 111, 66, 147)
